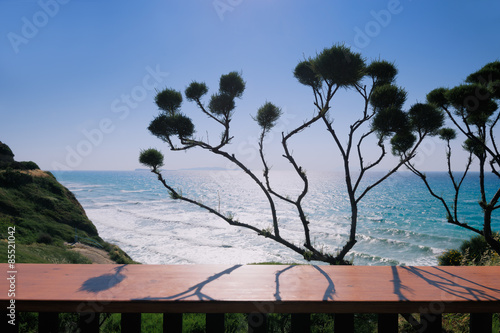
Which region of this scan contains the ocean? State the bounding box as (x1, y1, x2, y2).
(52, 170, 499, 266)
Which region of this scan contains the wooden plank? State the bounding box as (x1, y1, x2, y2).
(1, 264, 499, 314)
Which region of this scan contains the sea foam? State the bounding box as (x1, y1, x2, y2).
(54, 170, 499, 266)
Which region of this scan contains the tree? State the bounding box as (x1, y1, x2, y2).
(406, 61, 500, 255)
(140, 44, 443, 264)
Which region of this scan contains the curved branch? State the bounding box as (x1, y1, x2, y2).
(189, 97, 233, 148)
(194, 98, 225, 126)
(489, 110, 500, 160)
(489, 187, 500, 210)
(258, 130, 282, 237)
(355, 136, 424, 204)
(354, 131, 386, 194)
(322, 115, 347, 159)
(443, 106, 499, 165)
(152, 167, 338, 264)
(452, 154, 473, 221)
(213, 147, 281, 238)
(259, 109, 324, 248)
(404, 162, 483, 235)
(280, 132, 312, 248)
(491, 160, 500, 178)
(153, 168, 264, 233)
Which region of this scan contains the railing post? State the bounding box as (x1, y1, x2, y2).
(78, 312, 100, 333)
(291, 313, 310, 333)
(38, 312, 59, 333)
(121, 313, 141, 333)
(248, 313, 268, 333)
(163, 313, 182, 333)
(377, 313, 398, 333)
(470, 313, 492, 333)
(1, 311, 18, 333)
(420, 313, 442, 333)
(206, 313, 225, 332)
(334, 313, 354, 333)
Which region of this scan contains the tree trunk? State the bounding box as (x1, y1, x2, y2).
(483, 207, 500, 255)
(333, 200, 358, 264)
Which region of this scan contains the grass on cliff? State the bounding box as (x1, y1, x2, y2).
(0, 169, 98, 244)
(0, 169, 136, 264)
(0, 241, 91, 264)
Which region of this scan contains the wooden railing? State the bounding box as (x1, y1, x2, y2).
(1, 263, 499, 332)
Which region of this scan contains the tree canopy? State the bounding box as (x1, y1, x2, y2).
(141, 44, 449, 264)
(407, 60, 500, 256)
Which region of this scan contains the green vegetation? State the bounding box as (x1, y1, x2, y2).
(437, 249, 463, 266)
(438, 234, 500, 266)
(408, 61, 500, 256)
(418, 236, 500, 332)
(15, 312, 500, 333)
(141, 44, 444, 265)
(0, 142, 136, 264)
(0, 141, 39, 170)
(0, 160, 40, 170)
(0, 170, 98, 245)
(0, 241, 91, 264)
(103, 242, 137, 265)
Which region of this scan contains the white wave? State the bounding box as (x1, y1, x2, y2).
(120, 189, 150, 193)
(55, 170, 497, 266)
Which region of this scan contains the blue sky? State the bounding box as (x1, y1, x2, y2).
(1, 0, 499, 171)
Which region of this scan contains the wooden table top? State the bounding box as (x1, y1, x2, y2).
(1, 264, 500, 313)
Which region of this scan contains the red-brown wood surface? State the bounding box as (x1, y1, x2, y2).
(1, 264, 500, 313)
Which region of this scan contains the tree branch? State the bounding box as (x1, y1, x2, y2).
(354, 131, 385, 194)
(194, 98, 226, 127)
(404, 161, 483, 235)
(150, 167, 338, 262)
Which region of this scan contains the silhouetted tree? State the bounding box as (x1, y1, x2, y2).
(140, 44, 442, 264)
(407, 61, 500, 255)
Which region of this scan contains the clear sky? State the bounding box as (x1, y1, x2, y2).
(1, 0, 499, 171)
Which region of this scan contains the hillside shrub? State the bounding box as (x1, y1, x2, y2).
(18, 161, 40, 170)
(0, 169, 33, 187)
(438, 233, 500, 266)
(459, 234, 492, 265)
(37, 232, 53, 245)
(438, 249, 463, 266)
(0, 160, 40, 170)
(0, 142, 14, 158)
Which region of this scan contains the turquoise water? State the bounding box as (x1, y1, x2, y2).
(53, 170, 499, 266)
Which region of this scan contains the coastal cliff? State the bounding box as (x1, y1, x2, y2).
(0, 141, 136, 264)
